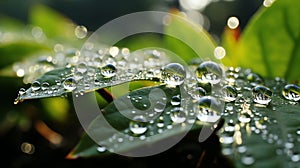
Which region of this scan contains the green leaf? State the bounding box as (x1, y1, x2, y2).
(68, 85, 201, 158)
(14, 48, 173, 103)
(0, 41, 51, 69)
(164, 11, 217, 63)
(29, 4, 77, 42)
(222, 0, 300, 82)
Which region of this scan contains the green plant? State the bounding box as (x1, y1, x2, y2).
(2, 0, 300, 167)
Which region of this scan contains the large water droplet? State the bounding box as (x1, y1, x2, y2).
(101, 64, 117, 78)
(195, 61, 223, 84)
(63, 77, 77, 91)
(222, 85, 237, 102)
(31, 81, 41, 91)
(252, 85, 272, 105)
(282, 84, 300, 102)
(129, 116, 148, 135)
(170, 107, 186, 124)
(161, 63, 186, 86)
(75, 25, 88, 39)
(195, 96, 221, 122)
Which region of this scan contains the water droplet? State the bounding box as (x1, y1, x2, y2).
(129, 116, 148, 135)
(282, 84, 300, 102)
(77, 62, 88, 74)
(63, 77, 76, 91)
(161, 63, 186, 86)
(75, 25, 87, 39)
(190, 86, 207, 100)
(241, 154, 255, 166)
(222, 85, 238, 102)
(252, 85, 272, 105)
(214, 46, 226, 59)
(41, 82, 50, 91)
(101, 64, 117, 78)
(195, 61, 223, 84)
(227, 16, 239, 29)
(238, 113, 251, 123)
(171, 95, 181, 106)
(156, 116, 165, 128)
(237, 145, 247, 154)
(247, 73, 263, 85)
(170, 107, 186, 124)
(18, 88, 26, 96)
(195, 96, 221, 122)
(154, 101, 165, 113)
(220, 131, 234, 144)
(97, 146, 106, 152)
(31, 81, 41, 91)
(291, 153, 300, 162)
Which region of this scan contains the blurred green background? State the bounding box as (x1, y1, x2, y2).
(0, 0, 262, 167)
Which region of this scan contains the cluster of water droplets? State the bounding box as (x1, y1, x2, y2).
(217, 67, 300, 167)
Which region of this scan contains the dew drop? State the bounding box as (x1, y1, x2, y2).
(247, 73, 264, 85)
(282, 84, 300, 102)
(227, 16, 239, 29)
(63, 77, 76, 91)
(241, 154, 255, 166)
(214, 46, 226, 59)
(129, 116, 148, 135)
(171, 95, 181, 106)
(238, 113, 251, 123)
(77, 62, 88, 74)
(154, 101, 165, 113)
(195, 96, 221, 122)
(195, 61, 223, 84)
(156, 116, 165, 128)
(252, 85, 272, 105)
(18, 88, 26, 96)
(97, 146, 106, 152)
(101, 64, 117, 78)
(291, 153, 300, 162)
(31, 81, 41, 91)
(222, 85, 238, 102)
(75, 25, 87, 39)
(161, 63, 186, 86)
(41, 82, 50, 91)
(170, 107, 186, 124)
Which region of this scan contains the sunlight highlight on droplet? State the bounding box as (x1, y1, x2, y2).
(263, 0, 276, 7)
(214, 46, 226, 59)
(109, 46, 119, 57)
(16, 69, 25, 77)
(227, 17, 239, 29)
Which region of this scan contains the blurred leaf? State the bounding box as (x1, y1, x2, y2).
(68, 85, 200, 158)
(41, 97, 69, 122)
(222, 0, 300, 82)
(164, 10, 217, 63)
(29, 4, 77, 42)
(0, 41, 50, 69)
(0, 16, 24, 31)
